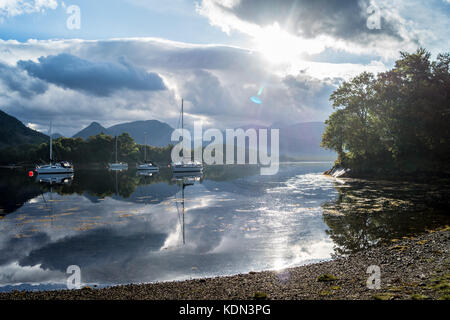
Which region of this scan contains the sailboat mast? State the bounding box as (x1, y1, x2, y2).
(49, 121, 53, 164)
(115, 136, 118, 163)
(144, 132, 147, 162)
(181, 99, 184, 162)
(182, 183, 185, 245)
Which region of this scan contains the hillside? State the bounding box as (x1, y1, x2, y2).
(107, 120, 174, 146)
(73, 120, 174, 147)
(0, 109, 48, 149)
(72, 122, 109, 140)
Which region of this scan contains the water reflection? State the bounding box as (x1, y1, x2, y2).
(172, 172, 203, 246)
(322, 179, 450, 255)
(36, 173, 74, 185)
(0, 163, 448, 291)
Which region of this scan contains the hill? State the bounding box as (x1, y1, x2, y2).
(73, 120, 174, 147)
(0, 109, 48, 149)
(107, 120, 174, 146)
(72, 122, 109, 140)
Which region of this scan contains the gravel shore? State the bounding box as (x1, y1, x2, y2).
(1, 227, 449, 300)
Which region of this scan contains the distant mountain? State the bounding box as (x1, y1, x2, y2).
(278, 122, 336, 160)
(221, 122, 335, 160)
(208, 122, 335, 161)
(107, 120, 174, 146)
(52, 133, 64, 139)
(0, 109, 48, 149)
(72, 122, 109, 140)
(73, 120, 174, 147)
(72, 119, 334, 159)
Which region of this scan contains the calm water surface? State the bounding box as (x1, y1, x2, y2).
(0, 163, 448, 291)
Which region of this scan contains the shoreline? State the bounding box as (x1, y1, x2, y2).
(323, 165, 450, 183)
(1, 227, 448, 300)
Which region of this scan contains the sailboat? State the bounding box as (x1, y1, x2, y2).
(108, 136, 128, 170)
(171, 99, 203, 173)
(137, 133, 159, 171)
(36, 121, 74, 174)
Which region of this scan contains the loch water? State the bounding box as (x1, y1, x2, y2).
(0, 162, 448, 291)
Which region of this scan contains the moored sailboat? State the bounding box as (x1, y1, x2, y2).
(171, 99, 203, 173)
(137, 132, 159, 171)
(109, 135, 128, 170)
(36, 121, 74, 174)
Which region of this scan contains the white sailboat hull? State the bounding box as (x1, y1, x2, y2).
(137, 164, 159, 171)
(36, 164, 74, 174)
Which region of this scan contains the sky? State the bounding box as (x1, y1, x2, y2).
(0, 0, 449, 136)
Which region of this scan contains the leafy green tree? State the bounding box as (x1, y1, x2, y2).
(322, 48, 450, 174)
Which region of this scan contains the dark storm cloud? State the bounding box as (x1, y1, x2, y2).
(17, 53, 167, 97)
(212, 0, 407, 43)
(0, 62, 48, 98)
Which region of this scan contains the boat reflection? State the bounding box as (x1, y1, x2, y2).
(109, 167, 127, 172)
(173, 172, 203, 245)
(137, 170, 158, 177)
(36, 173, 74, 185)
(172, 171, 203, 183)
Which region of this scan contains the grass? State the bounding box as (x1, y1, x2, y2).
(373, 293, 395, 300)
(330, 286, 341, 290)
(317, 274, 339, 282)
(410, 294, 429, 300)
(389, 245, 408, 252)
(319, 290, 333, 297)
(253, 292, 268, 300)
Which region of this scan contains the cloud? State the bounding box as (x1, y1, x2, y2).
(0, 61, 48, 98)
(0, 0, 58, 18)
(196, 0, 435, 58)
(210, 0, 393, 40)
(18, 53, 167, 96)
(0, 38, 390, 136)
(282, 72, 340, 114)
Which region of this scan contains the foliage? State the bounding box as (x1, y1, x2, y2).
(0, 132, 173, 165)
(321, 48, 450, 174)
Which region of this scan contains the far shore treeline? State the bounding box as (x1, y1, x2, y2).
(321, 48, 450, 176)
(0, 132, 173, 166)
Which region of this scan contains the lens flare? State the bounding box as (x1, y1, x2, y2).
(250, 86, 264, 104)
(250, 96, 262, 104)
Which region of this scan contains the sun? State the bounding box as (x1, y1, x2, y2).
(253, 23, 326, 65)
(253, 23, 303, 64)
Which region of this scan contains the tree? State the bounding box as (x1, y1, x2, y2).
(322, 48, 450, 174)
